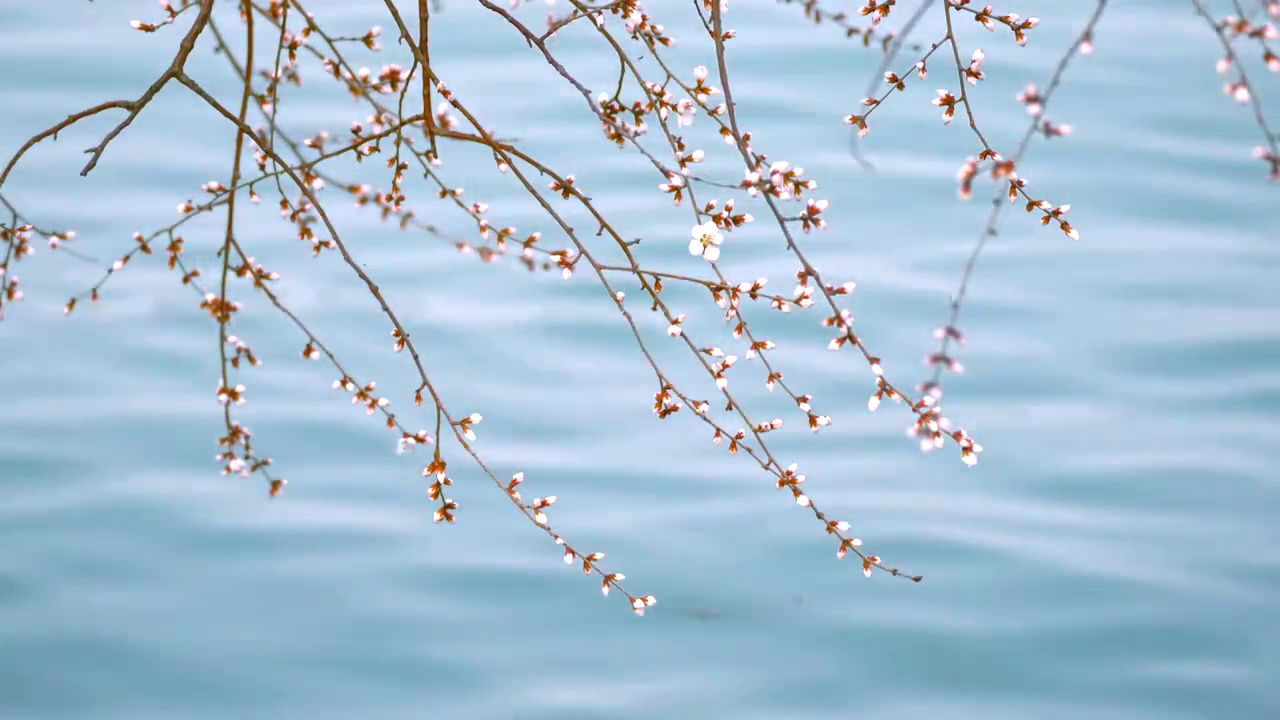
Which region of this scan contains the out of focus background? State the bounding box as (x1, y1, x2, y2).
(2, 2, 1277, 718)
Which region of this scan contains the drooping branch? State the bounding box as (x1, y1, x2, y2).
(6, 1, 1269, 615)
(918, 0, 1109, 406)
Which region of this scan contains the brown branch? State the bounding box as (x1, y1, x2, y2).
(419, 0, 437, 157)
(215, 0, 258, 477)
(922, 0, 1110, 401)
(1191, 0, 1280, 163)
(0, 0, 214, 188)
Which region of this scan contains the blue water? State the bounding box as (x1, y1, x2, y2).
(2, 2, 1278, 718)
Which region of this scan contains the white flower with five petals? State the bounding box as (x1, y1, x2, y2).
(688, 222, 724, 262)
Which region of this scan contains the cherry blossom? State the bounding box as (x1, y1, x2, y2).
(688, 221, 724, 262)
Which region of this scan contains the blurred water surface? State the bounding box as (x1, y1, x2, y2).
(2, 2, 1278, 718)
